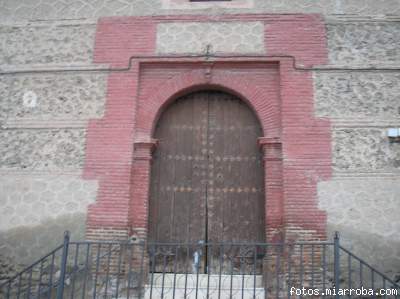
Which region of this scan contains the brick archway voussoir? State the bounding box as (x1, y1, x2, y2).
(135, 69, 280, 140)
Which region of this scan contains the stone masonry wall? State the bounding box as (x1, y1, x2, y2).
(1, 0, 400, 21)
(0, 0, 400, 284)
(315, 20, 400, 279)
(0, 22, 96, 68)
(0, 20, 106, 280)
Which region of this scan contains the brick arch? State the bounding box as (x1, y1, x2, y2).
(135, 69, 280, 141)
(131, 67, 284, 242)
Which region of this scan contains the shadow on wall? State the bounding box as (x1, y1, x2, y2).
(327, 223, 400, 281)
(0, 213, 86, 282)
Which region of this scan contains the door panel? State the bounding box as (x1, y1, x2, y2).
(148, 91, 265, 273)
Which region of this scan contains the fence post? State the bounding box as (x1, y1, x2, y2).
(56, 231, 70, 299)
(333, 231, 340, 299)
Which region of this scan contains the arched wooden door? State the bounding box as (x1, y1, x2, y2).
(148, 91, 265, 272)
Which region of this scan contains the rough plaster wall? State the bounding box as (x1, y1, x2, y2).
(315, 72, 400, 119)
(0, 0, 400, 282)
(0, 23, 96, 68)
(1, 0, 400, 21)
(318, 179, 400, 278)
(0, 73, 107, 121)
(0, 176, 97, 262)
(333, 129, 400, 172)
(157, 22, 265, 54)
(0, 127, 97, 280)
(0, 129, 85, 170)
(0, 22, 105, 278)
(315, 61, 400, 277)
(327, 22, 400, 66)
(0, 68, 106, 273)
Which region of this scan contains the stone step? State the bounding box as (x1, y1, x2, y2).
(144, 274, 265, 299)
(148, 273, 264, 289)
(144, 287, 265, 299)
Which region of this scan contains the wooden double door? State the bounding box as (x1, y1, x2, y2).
(148, 91, 265, 273)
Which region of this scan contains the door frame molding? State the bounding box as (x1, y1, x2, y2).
(131, 64, 286, 243)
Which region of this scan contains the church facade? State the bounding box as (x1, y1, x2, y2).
(0, 0, 399, 282)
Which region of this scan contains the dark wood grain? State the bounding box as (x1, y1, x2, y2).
(148, 91, 265, 273)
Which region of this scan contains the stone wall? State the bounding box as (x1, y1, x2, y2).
(0, 129, 85, 170)
(315, 72, 400, 119)
(0, 22, 96, 68)
(0, 175, 97, 262)
(0, 0, 400, 285)
(318, 179, 400, 278)
(315, 19, 400, 279)
(0, 73, 106, 121)
(327, 22, 400, 66)
(1, 0, 400, 21)
(0, 21, 106, 276)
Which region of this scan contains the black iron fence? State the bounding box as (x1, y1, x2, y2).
(1, 232, 399, 298)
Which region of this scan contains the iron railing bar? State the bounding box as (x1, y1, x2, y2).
(56, 231, 70, 299)
(145, 241, 333, 246)
(6, 282, 11, 299)
(16, 272, 22, 299)
(218, 244, 223, 299)
(80, 243, 90, 299)
(253, 245, 257, 299)
(37, 258, 45, 299)
(348, 253, 352, 298)
(383, 277, 387, 299)
(340, 246, 400, 288)
(161, 252, 167, 299)
(334, 232, 340, 299)
(70, 244, 80, 299)
(26, 267, 33, 299)
(92, 243, 101, 299)
(372, 270, 376, 299)
(196, 245, 201, 299)
(0, 245, 64, 289)
(172, 245, 178, 299)
(311, 244, 315, 289)
(240, 255, 244, 299)
(265, 244, 269, 299)
(148, 245, 156, 299)
(287, 245, 292, 299)
(138, 243, 146, 299)
(6, 280, 11, 299)
(47, 252, 56, 299)
(322, 244, 326, 291)
(184, 245, 189, 299)
(372, 269, 376, 299)
(104, 243, 112, 298)
(229, 247, 234, 299)
(207, 244, 211, 299)
(300, 244, 303, 299)
(115, 244, 124, 299)
(126, 242, 135, 299)
(276, 244, 281, 299)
